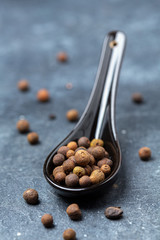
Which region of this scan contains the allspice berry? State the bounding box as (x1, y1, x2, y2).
(104, 151, 109, 158)
(23, 188, 38, 204)
(37, 89, 50, 102)
(57, 52, 68, 62)
(27, 132, 39, 144)
(90, 138, 104, 147)
(79, 175, 91, 187)
(75, 147, 86, 153)
(66, 150, 75, 158)
(17, 79, 29, 91)
(63, 228, 76, 240)
(97, 158, 111, 168)
(63, 159, 75, 174)
(55, 172, 66, 184)
(17, 119, 30, 133)
(53, 153, 65, 166)
(139, 147, 151, 160)
(67, 141, 78, 151)
(75, 150, 90, 166)
(41, 214, 53, 228)
(58, 146, 69, 156)
(66, 203, 82, 220)
(84, 165, 92, 175)
(66, 109, 79, 122)
(92, 146, 105, 160)
(101, 164, 111, 175)
(88, 154, 96, 166)
(73, 166, 86, 178)
(90, 169, 105, 184)
(53, 166, 64, 177)
(105, 206, 123, 219)
(78, 137, 90, 148)
(132, 93, 143, 104)
(65, 174, 79, 187)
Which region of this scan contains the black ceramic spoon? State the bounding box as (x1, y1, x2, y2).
(44, 31, 126, 197)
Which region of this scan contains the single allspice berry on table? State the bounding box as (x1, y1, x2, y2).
(139, 147, 151, 160)
(41, 214, 53, 228)
(57, 52, 68, 62)
(132, 92, 143, 104)
(27, 132, 39, 144)
(17, 119, 30, 133)
(66, 109, 79, 122)
(23, 188, 39, 205)
(37, 89, 50, 102)
(66, 203, 82, 220)
(63, 228, 76, 240)
(105, 206, 123, 219)
(17, 79, 29, 91)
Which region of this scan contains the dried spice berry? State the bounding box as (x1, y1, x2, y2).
(17, 79, 29, 91)
(88, 154, 95, 166)
(53, 153, 65, 166)
(139, 147, 151, 160)
(65, 174, 79, 187)
(75, 150, 90, 166)
(27, 132, 39, 144)
(101, 164, 111, 175)
(53, 166, 64, 177)
(58, 146, 70, 156)
(87, 147, 94, 155)
(132, 93, 143, 104)
(66, 109, 79, 122)
(105, 207, 123, 219)
(55, 172, 66, 184)
(23, 188, 38, 205)
(90, 139, 104, 147)
(57, 52, 68, 62)
(41, 214, 53, 228)
(68, 156, 76, 163)
(104, 151, 109, 158)
(67, 141, 78, 151)
(90, 169, 105, 184)
(63, 228, 76, 240)
(73, 166, 85, 178)
(63, 159, 75, 174)
(79, 175, 91, 187)
(37, 89, 50, 102)
(92, 146, 105, 160)
(92, 165, 99, 171)
(84, 165, 92, 175)
(66, 150, 75, 158)
(66, 203, 82, 220)
(78, 137, 90, 148)
(17, 119, 30, 133)
(75, 147, 86, 153)
(97, 158, 111, 168)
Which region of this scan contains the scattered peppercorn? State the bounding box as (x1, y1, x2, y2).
(90, 169, 105, 184)
(105, 207, 123, 219)
(58, 146, 70, 156)
(41, 214, 53, 228)
(27, 132, 39, 144)
(57, 52, 68, 62)
(17, 119, 30, 133)
(37, 89, 50, 102)
(65, 174, 79, 187)
(23, 188, 38, 205)
(17, 79, 29, 91)
(53, 153, 65, 166)
(139, 147, 151, 160)
(63, 228, 76, 240)
(79, 175, 91, 187)
(66, 203, 82, 220)
(73, 166, 86, 178)
(132, 93, 143, 104)
(90, 139, 104, 147)
(55, 172, 66, 184)
(66, 109, 79, 122)
(78, 136, 90, 148)
(101, 164, 111, 175)
(67, 141, 78, 151)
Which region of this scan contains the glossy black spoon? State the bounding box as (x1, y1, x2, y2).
(44, 31, 126, 197)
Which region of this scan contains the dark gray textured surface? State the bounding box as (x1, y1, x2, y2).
(0, 0, 160, 239)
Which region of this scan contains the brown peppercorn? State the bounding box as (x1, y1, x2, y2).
(104, 151, 109, 158)
(58, 146, 70, 156)
(17, 79, 29, 91)
(23, 188, 38, 205)
(88, 154, 96, 166)
(105, 207, 123, 219)
(53, 166, 64, 177)
(75, 150, 90, 167)
(90, 138, 104, 147)
(139, 147, 151, 160)
(92, 146, 105, 160)
(66, 150, 75, 158)
(41, 214, 53, 228)
(78, 137, 90, 148)
(37, 89, 50, 102)
(66, 203, 82, 220)
(27, 132, 39, 144)
(17, 119, 30, 133)
(66, 109, 79, 122)
(97, 158, 111, 168)
(55, 172, 66, 184)
(63, 159, 75, 174)
(63, 228, 76, 240)
(75, 147, 86, 153)
(73, 166, 86, 178)
(79, 175, 92, 187)
(68, 156, 76, 163)
(132, 93, 143, 104)
(53, 153, 65, 166)
(101, 164, 111, 175)
(84, 165, 92, 175)
(90, 169, 105, 184)
(67, 141, 78, 151)
(65, 174, 79, 187)
(87, 147, 94, 155)
(57, 52, 68, 62)
(92, 165, 99, 171)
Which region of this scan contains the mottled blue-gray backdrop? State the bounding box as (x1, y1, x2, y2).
(0, 0, 160, 239)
